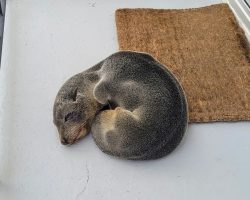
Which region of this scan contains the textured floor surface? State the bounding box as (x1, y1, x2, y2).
(116, 3, 250, 122)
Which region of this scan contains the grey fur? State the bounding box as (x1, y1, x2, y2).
(53, 51, 188, 160)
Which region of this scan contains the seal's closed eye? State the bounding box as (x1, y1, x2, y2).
(64, 111, 82, 122)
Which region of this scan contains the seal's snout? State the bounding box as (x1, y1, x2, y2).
(60, 136, 68, 145)
(58, 125, 89, 145)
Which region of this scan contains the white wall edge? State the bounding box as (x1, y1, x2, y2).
(223, 0, 250, 42)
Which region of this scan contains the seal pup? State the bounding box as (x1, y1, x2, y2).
(53, 51, 188, 160)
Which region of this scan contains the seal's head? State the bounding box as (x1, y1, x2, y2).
(53, 74, 100, 145)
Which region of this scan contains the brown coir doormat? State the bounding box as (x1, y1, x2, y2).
(115, 3, 250, 122)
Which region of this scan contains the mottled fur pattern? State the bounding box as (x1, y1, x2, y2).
(53, 51, 188, 160)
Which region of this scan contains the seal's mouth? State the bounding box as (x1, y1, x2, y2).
(60, 126, 88, 145)
(70, 127, 86, 144)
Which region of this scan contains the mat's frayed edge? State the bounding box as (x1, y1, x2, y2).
(224, 0, 250, 42)
(189, 105, 250, 123)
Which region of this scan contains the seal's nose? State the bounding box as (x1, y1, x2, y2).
(60, 136, 68, 145)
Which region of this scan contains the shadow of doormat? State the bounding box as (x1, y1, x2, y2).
(115, 3, 250, 123)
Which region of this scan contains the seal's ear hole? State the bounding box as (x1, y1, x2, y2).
(72, 88, 78, 101)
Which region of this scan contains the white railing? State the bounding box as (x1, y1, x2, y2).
(223, 0, 250, 41)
